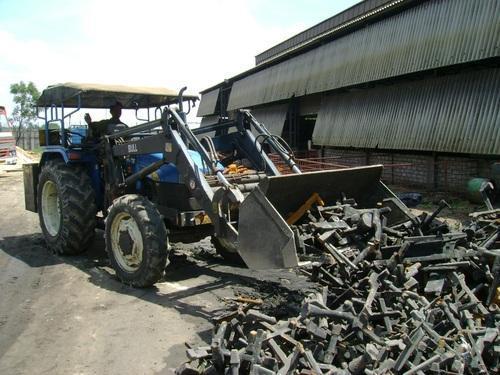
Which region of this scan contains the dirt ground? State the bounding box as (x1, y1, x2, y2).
(0, 159, 487, 374)
(0, 163, 314, 375)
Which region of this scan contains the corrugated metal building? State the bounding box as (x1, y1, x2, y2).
(198, 0, 500, 191)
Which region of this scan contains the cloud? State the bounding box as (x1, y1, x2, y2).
(0, 0, 307, 124)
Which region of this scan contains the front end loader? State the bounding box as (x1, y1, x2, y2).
(25, 83, 409, 287)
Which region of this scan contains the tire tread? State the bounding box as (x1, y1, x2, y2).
(105, 194, 168, 287)
(38, 159, 97, 255)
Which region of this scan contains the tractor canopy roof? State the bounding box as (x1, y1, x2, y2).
(37, 82, 198, 109)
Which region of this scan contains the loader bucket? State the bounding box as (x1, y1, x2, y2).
(237, 165, 396, 269)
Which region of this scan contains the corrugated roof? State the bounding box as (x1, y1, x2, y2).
(312, 68, 500, 156)
(227, 0, 500, 111)
(201, 1, 411, 95)
(196, 88, 220, 117)
(255, 0, 406, 65)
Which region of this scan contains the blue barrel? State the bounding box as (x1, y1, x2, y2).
(70, 126, 87, 145)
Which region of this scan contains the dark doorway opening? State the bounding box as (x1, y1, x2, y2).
(297, 114, 317, 151)
(282, 114, 317, 151)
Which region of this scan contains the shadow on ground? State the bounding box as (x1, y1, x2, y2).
(0, 231, 311, 327)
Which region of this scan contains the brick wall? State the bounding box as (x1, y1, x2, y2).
(322, 147, 499, 193)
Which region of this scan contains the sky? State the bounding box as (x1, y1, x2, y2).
(0, 0, 359, 124)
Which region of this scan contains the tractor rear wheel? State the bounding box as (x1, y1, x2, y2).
(211, 236, 245, 266)
(105, 194, 169, 287)
(37, 159, 97, 255)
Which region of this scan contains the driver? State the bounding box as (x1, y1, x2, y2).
(84, 101, 128, 139)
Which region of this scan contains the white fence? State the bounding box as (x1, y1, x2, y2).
(13, 130, 39, 150)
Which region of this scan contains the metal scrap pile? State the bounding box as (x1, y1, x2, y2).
(177, 199, 500, 375)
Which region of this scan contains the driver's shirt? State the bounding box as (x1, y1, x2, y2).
(90, 118, 128, 138)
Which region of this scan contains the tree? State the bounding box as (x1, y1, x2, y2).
(9, 81, 40, 144)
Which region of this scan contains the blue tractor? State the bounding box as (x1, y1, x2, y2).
(24, 83, 404, 287)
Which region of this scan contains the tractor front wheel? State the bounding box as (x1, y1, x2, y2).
(105, 194, 169, 287)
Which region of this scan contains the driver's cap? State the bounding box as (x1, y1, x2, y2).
(110, 100, 123, 109)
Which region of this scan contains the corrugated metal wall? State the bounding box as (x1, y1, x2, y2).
(312, 68, 500, 156)
(228, 0, 500, 111)
(197, 88, 220, 117)
(251, 104, 289, 135)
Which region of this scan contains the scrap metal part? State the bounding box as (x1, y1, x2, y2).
(177, 195, 500, 375)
